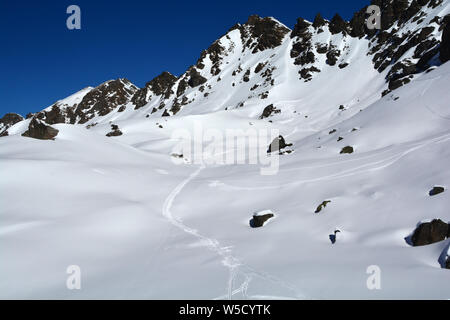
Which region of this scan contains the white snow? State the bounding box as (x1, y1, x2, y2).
(1, 2, 450, 299)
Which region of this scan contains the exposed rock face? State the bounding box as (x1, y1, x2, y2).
(267, 136, 293, 153)
(106, 124, 123, 137)
(411, 219, 449, 246)
(250, 213, 274, 228)
(312, 13, 327, 29)
(429, 186, 445, 196)
(240, 15, 290, 53)
(340, 146, 354, 154)
(22, 118, 59, 140)
(440, 15, 450, 63)
(315, 200, 331, 214)
(260, 104, 281, 119)
(187, 68, 207, 88)
(329, 14, 348, 35)
(36, 105, 68, 125)
(132, 72, 177, 110)
(291, 18, 311, 38)
(74, 79, 138, 124)
(0, 113, 24, 135)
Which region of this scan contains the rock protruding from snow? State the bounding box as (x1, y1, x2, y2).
(315, 200, 331, 214)
(22, 118, 59, 140)
(240, 15, 290, 54)
(106, 124, 123, 137)
(440, 14, 450, 63)
(411, 219, 449, 247)
(0, 113, 24, 136)
(74, 79, 138, 124)
(267, 136, 292, 154)
(340, 146, 354, 154)
(132, 72, 177, 109)
(259, 104, 281, 119)
(250, 211, 275, 228)
(429, 186, 445, 196)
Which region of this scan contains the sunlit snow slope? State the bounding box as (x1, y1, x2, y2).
(1, 0, 450, 299)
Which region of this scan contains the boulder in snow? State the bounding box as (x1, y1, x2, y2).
(22, 118, 59, 140)
(250, 211, 275, 228)
(106, 124, 123, 137)
(411, 219, 449, 247)
(315, 200, 331, 214)
(267, 135, 292, 154)
(429, 186, 445, 196)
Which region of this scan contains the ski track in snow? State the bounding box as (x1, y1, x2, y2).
(216, 131, 450, 191)
(162, 165, 303, 300)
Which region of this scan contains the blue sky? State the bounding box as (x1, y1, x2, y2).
(0, 0, 368, 117)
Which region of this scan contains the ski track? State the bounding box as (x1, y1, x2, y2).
(215, 131, 450, 191)
(162, 165, 303, 300)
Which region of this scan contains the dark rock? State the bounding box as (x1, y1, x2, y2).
(255, 62, 267, 73)
(329, 14, 348, 35)
(260, 104, 281, 119)
(338, 63, 349, 69)
(0, 130, 8, 137)
(267, 136, 293, 153)
(75, 79, 138, 124)
(329, 230, 341, 244)
(326, 49, 341, 66)
(340, 146, 354, 154)
(242, 15, 290, 53)
(106, 124, 123, 137)
(440, 15, 450, 63)
(411, 219, 449, 246)
(0, 113, 24, 135)
(250, 213, 274, 228)
(291, 18, 311, 38)
(349, 7, 368, 38)
(315, 200, 331, 213)
(312, 13, 327, 29)
(22, 118, 59, 140)
(132, 72, 177, 110)
(446, 257, 450, 269)
(429, 186, 445, 196)
(187, 69, 207, 88)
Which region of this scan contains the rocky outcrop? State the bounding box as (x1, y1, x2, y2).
(315, 200, 331, 214)
(411, 219, 449, 246)
(0, 113, 24, 135)
(267, 136, 293, 153)
(22, 118, 59, 140)
(250, 213, 274, 228)
(106, 124, 123, 137)
(429, 186, 445, 196)
(74, 79, 138, 124)
(241, 15, 290, 54)
(329, 14, 348, 35)
(312, 13, 327, 29)
(340, 146, 354, 154)
(187, 69, 207, 88)
(259, 104, 281, 119)
(440, 15, 450, 63)
(132, 72, 177, 110)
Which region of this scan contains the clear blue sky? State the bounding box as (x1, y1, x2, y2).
(0, 0, 368, 117)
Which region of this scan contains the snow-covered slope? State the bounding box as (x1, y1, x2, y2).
(1, 0, 450, 299)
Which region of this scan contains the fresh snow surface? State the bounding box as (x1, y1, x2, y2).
(1, 2, 450, 298)
(1, 62, 450, 299)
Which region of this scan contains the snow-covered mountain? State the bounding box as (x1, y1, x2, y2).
(1, 0, 450, 299)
